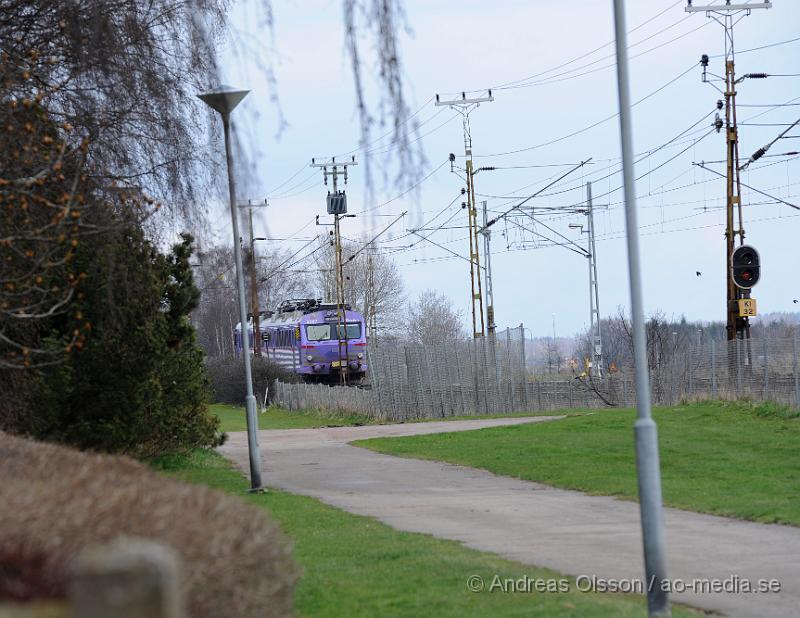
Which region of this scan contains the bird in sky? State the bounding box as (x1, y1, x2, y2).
(696, 271, 702, 277)
(793, 299, 798, 304)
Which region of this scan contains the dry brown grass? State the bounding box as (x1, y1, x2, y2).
(0, 432, 296, 617)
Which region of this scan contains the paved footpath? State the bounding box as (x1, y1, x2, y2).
(219, 417, 800, 617)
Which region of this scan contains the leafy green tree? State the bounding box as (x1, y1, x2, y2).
(18, 223, 222, 457)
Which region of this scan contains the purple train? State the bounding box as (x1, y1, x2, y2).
(234, 298, 368, 384)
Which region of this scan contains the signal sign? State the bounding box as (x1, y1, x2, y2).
(738, 298, 757, 317)
(731, 245, 760, 289)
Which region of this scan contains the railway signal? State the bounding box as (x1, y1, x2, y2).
(731, 245, 760, 289)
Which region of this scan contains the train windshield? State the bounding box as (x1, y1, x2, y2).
(335, 323, 362, 340)
(305, 323, 362, 341)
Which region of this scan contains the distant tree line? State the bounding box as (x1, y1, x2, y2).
(524, 309, 800, 377)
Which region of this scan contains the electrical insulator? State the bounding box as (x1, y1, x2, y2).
(700, 54, 709, 67)
(716, 99, 724, 110)
(714, 114, 723, 133)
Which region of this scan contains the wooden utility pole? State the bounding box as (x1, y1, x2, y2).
(247, 204, 262, 356)
(311, 157, 357, 383)
(237, 199, 268, 356)
(366, 250, 377, 341)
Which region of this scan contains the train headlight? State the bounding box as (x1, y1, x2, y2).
(306, 355, 313, 362)
(357, 353, 363, 359)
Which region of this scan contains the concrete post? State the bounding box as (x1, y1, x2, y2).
(70, 539, 182, 618)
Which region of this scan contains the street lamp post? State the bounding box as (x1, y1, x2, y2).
(611, 2, 669, 615)
(197, 85, 263, 492)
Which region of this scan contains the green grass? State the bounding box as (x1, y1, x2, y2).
(211, 403, 371, 432)
(212, 403, 559, 433)
(355, 400, 800, 526)
(154, 449, 700, 618)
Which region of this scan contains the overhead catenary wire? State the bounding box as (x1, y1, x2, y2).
(249, 6, 800, 291)
(694, 163, 800, 210)
(485, 159, 593, 229)
(343, 211, 408, 265)
(261, 33, 800, 211)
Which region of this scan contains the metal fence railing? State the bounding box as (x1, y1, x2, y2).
(274, 326, 528, 421)
(272, 333, 800, 419)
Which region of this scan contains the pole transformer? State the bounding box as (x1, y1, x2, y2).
(435, 91, 493, 338)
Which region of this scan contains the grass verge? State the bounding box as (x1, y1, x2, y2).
(211, 403, 371, 432)
(355, 400, 800, 525)
(212, 403, 560, 434)
(155, 449, 700, 618)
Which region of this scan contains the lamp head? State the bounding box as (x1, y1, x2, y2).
(197, 85, 249, 115)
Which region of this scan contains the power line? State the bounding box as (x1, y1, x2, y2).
(333, 96, 435, 158)
(497, 20, 711, 92)
(473, 62, 696, 158)
(445, 0, 690, 94)
(354, 157, 451, 216)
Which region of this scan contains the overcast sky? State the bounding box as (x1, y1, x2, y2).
(210, 0, 800, 339)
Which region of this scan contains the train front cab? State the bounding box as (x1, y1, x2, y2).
(299, 312, 367, 383)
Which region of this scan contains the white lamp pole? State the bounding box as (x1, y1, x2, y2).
(197, 85, 263, 491)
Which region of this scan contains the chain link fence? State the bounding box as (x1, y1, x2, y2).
(272, 332, 800, 419)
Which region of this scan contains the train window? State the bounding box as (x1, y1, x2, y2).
(306, 324, 331, 341)
(335, 323, 362, 340)
(306, 323, 362, 341)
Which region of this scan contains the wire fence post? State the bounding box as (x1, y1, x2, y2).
(793, 333, 799, 409)
(519, 325, 529, 410)
(711, 340, 717, 399)
(668, 357, 675, 406)
(762, 337, 769, 401)
(736, 338, 743, 397)
(622, 376, 628, 407)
